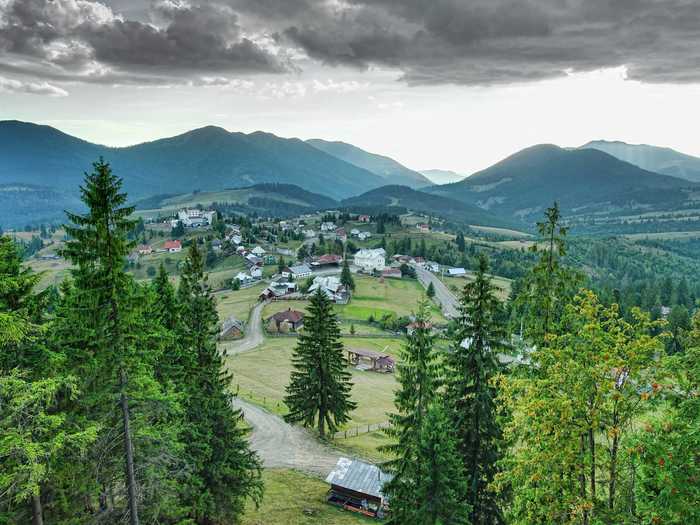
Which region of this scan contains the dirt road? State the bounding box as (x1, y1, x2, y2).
(224, 301, 264, 356)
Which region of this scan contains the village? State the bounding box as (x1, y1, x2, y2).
(12, 203, 518, 522)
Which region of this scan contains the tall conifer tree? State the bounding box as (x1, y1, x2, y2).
(284, 288, 356, 438)
(445, 254, 505, 524)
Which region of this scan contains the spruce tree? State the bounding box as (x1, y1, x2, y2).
(176, 243, 263, 522)
(284, 287, 356, 438)
(445, 254, 505, 524)
(426, 281, 436, 299)
(340, 258, 356, 291)
(413, 402, 471, 525)
(382, 299, 442, 523)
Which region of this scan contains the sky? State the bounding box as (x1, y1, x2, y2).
(1, 0, 700, 175)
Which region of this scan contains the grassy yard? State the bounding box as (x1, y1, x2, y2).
(226, 336, 401, 428)
(242, 469, 381, 525)
(439, 272, 512, 301)
(216, 282, 266, 322)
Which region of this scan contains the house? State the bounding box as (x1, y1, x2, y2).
(236, 246, 247, 255)
(320, 221, 336, 232)
(163, 240, 182, 253)
(426, 261, 440, 273)
(413, 256, 426, 266)
(303, 229, 316, 238)
(259, 280, 297, 300)
(282, 264, 312, 280)
(227, 233, 242, 245)
(381, 267, 402, 279)
(448, 267, 467, 277)
(177, 209, 215, 228)
(211, 239, 222, 251)
(346, 348, 395, 373)
(326, 458, 392, 519)
(350, 228, 360, 237)
(417, 223, 431, 233)
(309, 276, 349, 303)
(251, 246, 266, 256)
(250, 267, 263, 279)
(245, 254, 263, 267)
(354, 248, 386, 272)
(357, 215, 371, 223)
(407, 320, 433, 336)
(335, 228, 347, 241)
(219, 315, 244, 340)
(137, 244, 153, 255)
(234, 272, 253, 284)
(311, 254, 342, 268)
(267, 309, 305, 332)
(358, 232, 372, 241)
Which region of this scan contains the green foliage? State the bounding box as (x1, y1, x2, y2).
(284, 288, 356, 438)
(426, 281, 436, 299)
(340, 259, 355, 292)
(445, 254, 505, 524)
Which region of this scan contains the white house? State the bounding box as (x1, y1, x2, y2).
(448, 267, 467, 276)
(320, 222, 336, 232)
(251, 246, 266, 256)
(234, 272, 253, 284)
(426, 261, 440, 273)
(283, 264, 312, 280)
(250, 267, 263, 279)
(309, 276, 349, 303)
(358, 232, 372, 241)
(177, 209, 214, 227)
(354, 248, 386, 272)
(350, 228, 360, 237)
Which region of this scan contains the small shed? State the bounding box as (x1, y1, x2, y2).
(268, 308, 305, 331)
(220, 315, 244, 340)
(326, 458, 392, 519)
(347, 348, 395, 373)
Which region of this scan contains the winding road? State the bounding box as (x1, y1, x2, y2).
(413, 264, 459, 318)
(227, 299, 341, 475)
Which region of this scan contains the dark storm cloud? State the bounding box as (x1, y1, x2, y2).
(0, 0, 288, 85)
(0, 0, 699, 88)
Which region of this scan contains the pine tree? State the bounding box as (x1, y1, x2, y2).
(382, 299, 442, 523)
(340, 258, 356, 291)
(176, 243, 263, 522)
(445, 254, 505, 524)
(284, 288, 356, 438)
(413, 402, 471, 525)
(426, 281, 436, 299)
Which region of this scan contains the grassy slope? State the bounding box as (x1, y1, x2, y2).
(242, 469, 381, 524)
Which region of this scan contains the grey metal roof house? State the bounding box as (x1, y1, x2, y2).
(325, 457, 392, 518)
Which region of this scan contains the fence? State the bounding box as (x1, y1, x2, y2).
(333, 421, 391, 440)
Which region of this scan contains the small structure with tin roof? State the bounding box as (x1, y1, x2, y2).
(325, 457, 392, 519)
(346, 348, 395, 373)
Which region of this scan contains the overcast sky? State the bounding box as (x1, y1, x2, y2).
(1, 0, 700, 174)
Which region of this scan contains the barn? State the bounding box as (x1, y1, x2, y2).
(325, 458, 392, 519)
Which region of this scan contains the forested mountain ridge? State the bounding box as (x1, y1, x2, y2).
(582, 140, 700, 183)
(0, 120, 387, 202)
(426, 144, 698, 223)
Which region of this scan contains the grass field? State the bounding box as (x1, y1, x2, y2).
(624, 231, 700, 241)
(242, 469, 381, 524)
(439, 272, 512, 301)
(216, 282, 266, 322)
(226, 336, 401, 428)
(469, 225, 533, 238)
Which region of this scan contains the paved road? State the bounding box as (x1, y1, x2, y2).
(224, 301, 264, 356)
(233, 397, 340, 476)
(413, 265, 459, 318)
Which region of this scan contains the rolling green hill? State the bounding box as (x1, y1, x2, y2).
(340, 185, 515, 227)
(0, 184, 83, 228)
(307, 138, 431, 187)
(426, 144, 698, 224)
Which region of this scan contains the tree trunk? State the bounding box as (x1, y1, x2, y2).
(588, 427, 596, 503)
(31, 492, 43, 525)
(120, 369, 140, 525)
(579, 434, 588, 525)
(609, 433, 619, 510)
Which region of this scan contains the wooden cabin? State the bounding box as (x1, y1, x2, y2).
(325, 458, 392, 519)
(346, 348, 395, 373)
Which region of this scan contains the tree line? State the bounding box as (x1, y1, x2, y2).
(1, 160, 261, 524)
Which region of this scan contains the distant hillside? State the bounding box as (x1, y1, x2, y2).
(340, 185, 514, 227)
(135, 183, 337, 219)
(426, 144, 698, 223)
(0, 184, 82, 228)
(420, 169, 466, 185)
(0, 121, 388, 206)
(581, 140, 700, 183)
(307, 139, 431, 188)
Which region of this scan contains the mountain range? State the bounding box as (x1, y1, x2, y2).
(581, 140, 700, 183)
(306, 139, 432, 188)
(419, 169, 466, 185)
(426, 144, 698, 223)
(3, 119, 700, 232)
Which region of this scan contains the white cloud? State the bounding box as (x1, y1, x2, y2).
(0, 76, 69, 96)
(258, 81, 307, 99)
(312, 79, 370, 93)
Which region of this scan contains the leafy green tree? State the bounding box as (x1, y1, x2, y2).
(382, 299, 442, 523)
(498, 291, 662, 525)
(284, 288, 356, 438)
(176, 243, 263, 522)
(445, 254, 505, 524)
(297, 244, 308, 260)
(628, 312, 700, 524)
(426, 281, 436, 299)
(412, 402, 471, 525)
(340, 258, 355, 291)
